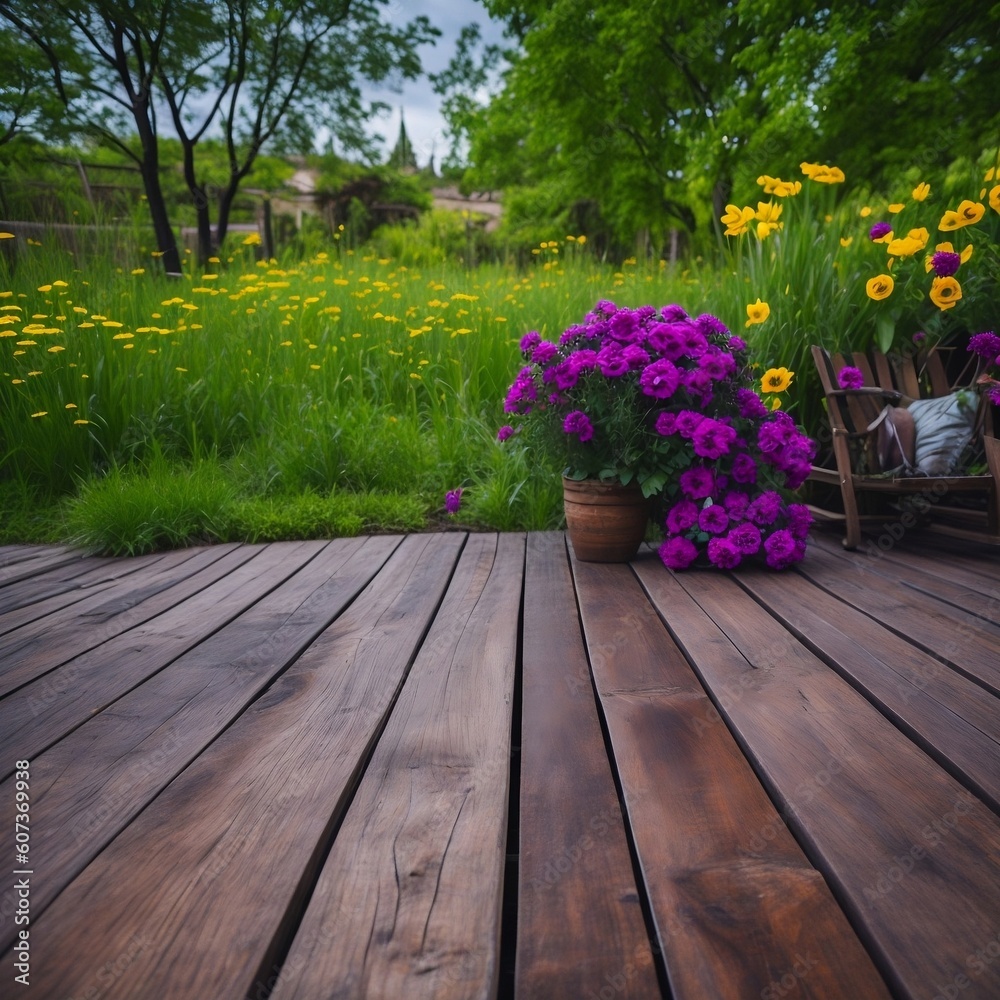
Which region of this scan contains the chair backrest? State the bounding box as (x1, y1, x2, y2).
(811, 345, 958, 438)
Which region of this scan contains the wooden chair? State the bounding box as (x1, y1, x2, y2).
(809, 345, 1000, 549)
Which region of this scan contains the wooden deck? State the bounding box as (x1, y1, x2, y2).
(1, 529, 998, 999)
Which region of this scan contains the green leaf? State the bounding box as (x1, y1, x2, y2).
(876, 314, 896, 353)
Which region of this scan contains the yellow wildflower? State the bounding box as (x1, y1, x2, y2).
(888, 203, 905, 214)
(745, 298, 770, 326)
(912, 182, 930, 202)
(866, 274, 895, 300)
(760, 367, 794, 393)
(939, 200, 985, 230)
(720, 204, 755, 236)
(989, 185, 1000, 215)
(929, 276, 961, 310)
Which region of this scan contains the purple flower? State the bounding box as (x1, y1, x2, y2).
(645, 322, 690, 360)
(986, 384, 1000, 406)
(659, 536, 699, 570)
(566, 348, 598, 375)
(661, 304, 688, 322)
(496, 425, 514, 442)
(912, 331, 927, 344)
(931, 251, 961, 277)
(838, 366, 865, 390)
(692, 418, 737, 459)
(519, 331, 541, 354)
(609, 309, 642, 343)
(504, 367, 537, 413)
(640, 359, 681, 399)
(531, 340, 559, 365)
(728, 335, 748, 352)
(699, 349, 736, 382)
(665, 499, 699, 533)
(699, 504, 730, 534)
(596, 345, 630, 377)
(696, 313, 730, 337)
(764, 529, 805, 570)
(736, 388, 768, 419)
(869, 221, 892, 241)
(723, 490, 751, 519)
(593, 299, 618, 317)
(621, 344, 652, 370)
(707, 537, 742, 569)
(655, 411, 679, 436)
(561, 322, 596, 345)
(969, 332, 1000, 361)
(563, 409, 594, 442)
(728, 522, 762, 555)
(731, 452, 758, 485)
(675, 410, 706, 438)
(679, 467, 715, 500)
(786, 503, 813, 540)
(747, 490, 783, 526)
(444, 488, 463, 514)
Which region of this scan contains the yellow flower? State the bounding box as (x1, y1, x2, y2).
(939, 200, 985, 230)
(745, 298, 770, 326)
(770, 396, 783, 410)
(888, 202, 905, 214)
(887, 236, 923, 257)
(73, 419, 90, 425)
(912, 182, 930, 201)
(840, 236, 853, 248)
(800, 162, 845, 184)
(860, 206, 872, 218)
(242, 232, 262, 246)
(0, 232, 15, 239)
(866, 274, 895, 300)
(760, 367, 794, 392)
(989, 185, 1000, 215)
(131, 268, 145, 275)
(906, 227, 929, 249)
(872, 228, 894, 245)
(929, 276, 962, 310)
(31, 411, 48, 418)
(720, 203, 755, 236)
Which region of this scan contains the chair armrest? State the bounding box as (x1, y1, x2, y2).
(826, 387, 905, 402)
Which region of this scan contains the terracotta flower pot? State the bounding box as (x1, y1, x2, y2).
(562, 476, 650, 562)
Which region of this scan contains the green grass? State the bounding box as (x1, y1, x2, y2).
(4, 159, 991, 555)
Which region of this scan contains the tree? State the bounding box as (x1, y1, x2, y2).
(468, 0, 999, 253)
(0, 1, 438, 267)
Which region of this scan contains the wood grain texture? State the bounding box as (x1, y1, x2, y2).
(0, 535, 400, 955)
(636, 561, 1000, 999)
(0, 543, 247, 697)
(0, 541, 311, 768)
(0, 552, 129, 618)
(515, 532, 660, 999)
(574, 550, 891, 1000)
(270, 533, 525, 1000)
(17, 532, 464, 1000)
(734, 562, 1000, 812)
(795, 542, 1000, 695)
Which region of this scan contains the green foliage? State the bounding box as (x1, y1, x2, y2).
(62, 456, 238, 556)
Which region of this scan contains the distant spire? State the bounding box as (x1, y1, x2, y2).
(390, 107, 418, 172)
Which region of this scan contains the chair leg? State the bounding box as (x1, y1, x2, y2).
(984, 435, 1000, 536)
(840, 476, 862, 549)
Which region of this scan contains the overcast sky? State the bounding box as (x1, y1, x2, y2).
(363, 0, 508, 167)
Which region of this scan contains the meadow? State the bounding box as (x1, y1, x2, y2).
(2, 159, 993, 554)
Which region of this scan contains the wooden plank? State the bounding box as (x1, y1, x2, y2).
(735, 564, 1000, 812)
(17, 533, 465, 1000)
(271, 533, 524, 1000)
(513, 532, 660, 999)
(572, 550, 891, 1000)
(0, 541, 316, 766)
(795, 543, 1000, 696)
(635, 562, 1000, 999)
(0, 535, 400, 955)
(0, 550, 184, 633)
(0, 543, 247, 696)
(0, 545, 86, 586)
(807, 531, 1000, 622)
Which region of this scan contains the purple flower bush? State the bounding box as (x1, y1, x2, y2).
(501, 301, 817, 570)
